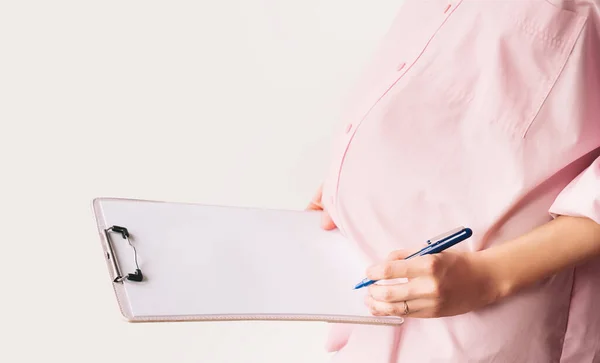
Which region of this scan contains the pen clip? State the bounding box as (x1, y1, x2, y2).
(427, 226, 465, 245)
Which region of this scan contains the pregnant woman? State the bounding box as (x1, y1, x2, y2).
(308, 1, 600, 362)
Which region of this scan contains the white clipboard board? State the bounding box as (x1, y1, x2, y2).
(92, 197, 403, 326)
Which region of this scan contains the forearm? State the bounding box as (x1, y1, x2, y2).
(481, 216, 600, 300)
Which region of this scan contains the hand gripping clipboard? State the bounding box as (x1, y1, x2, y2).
(92, 197, 404, 325)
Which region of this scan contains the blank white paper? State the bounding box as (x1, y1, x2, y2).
(95, 199, 398, 322)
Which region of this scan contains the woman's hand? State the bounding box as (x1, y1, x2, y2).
(365, 216, 600, 319)
(365, 249, 502, 318)
(306, 184, 337, 230)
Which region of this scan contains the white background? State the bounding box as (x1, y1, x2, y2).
(0, 1, 403, 362)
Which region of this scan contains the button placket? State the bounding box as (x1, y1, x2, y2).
(330, 67, 409, 209)
(330, 0, 464, 222)
(345, 123, 353, 134)
(445, 0, 463, 15)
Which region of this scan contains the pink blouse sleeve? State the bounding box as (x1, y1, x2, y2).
(549, 156, 600, 225)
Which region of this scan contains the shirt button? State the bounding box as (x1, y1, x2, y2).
(345, 123, 353, 134)
(396, 62, 406, 72)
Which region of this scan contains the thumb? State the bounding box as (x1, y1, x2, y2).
(321, 211, 337, 230)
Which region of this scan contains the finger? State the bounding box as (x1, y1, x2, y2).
(396, 299, 435, 317)
(404, 301, 443, 318)
(321, 211, 337, 230)
(366, 255, 439, 280)
(306, 201, 323, 211)
(368, 277, 437, 303)
(386, 249, 413, 261)
(365, 295, 434, 317)
(368, 282, 410, 303)
(306, 186, 324, 211)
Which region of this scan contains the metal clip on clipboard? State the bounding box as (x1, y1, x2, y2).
(104, 225, 144, 283)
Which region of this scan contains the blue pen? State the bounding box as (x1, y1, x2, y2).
(353, 226, 473, 290)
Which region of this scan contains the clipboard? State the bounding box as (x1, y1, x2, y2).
(92, 197, 403, 326)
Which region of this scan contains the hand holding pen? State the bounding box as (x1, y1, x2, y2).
(357, 227, 505, 319)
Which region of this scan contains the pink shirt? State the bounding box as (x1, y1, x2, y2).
(321, 0, 600, 362)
